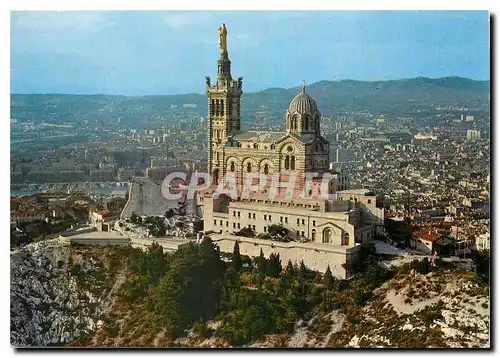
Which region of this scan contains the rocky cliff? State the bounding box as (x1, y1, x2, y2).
(10, 240, 129, 347)
(11, 240, 490, 348)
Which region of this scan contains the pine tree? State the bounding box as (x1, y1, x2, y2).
(266, 253, 282, 278)
(284, 260, 295, 277)
(232, 240, 242, 272)
(323, 265, 334, 290)
(313, 270, 323, 284)
(297, 260, 307, 282)
(256, 248, 267, 277)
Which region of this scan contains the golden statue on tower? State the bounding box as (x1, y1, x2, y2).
(218, 23, 227, 54)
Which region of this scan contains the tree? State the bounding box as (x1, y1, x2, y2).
(284, 260, 295, 277)
(323, 266, 334, 290)
(255, 248, 267, 277)
(313, 271, 323, 284)
(147, 239, 224, 338)
(193, 220, 204, 232)
(165, 208, 176, 219)
(434, 236, 456, 256)
(235, 227, 255, 238)
(266, 253, 282, 278)
(267, 224, 290, 242)
(297, 260, 307, 282)
(384, 218, 412, 248)
(126, 242, 169, 300)
(232, 240, 242, 272)
(176, 200, 189, 216)
(130, 212, 138, 224)
(472, 249, 489, 284)
(278, 260, 296, 294)
(410, 257, 431, 275)
(156, 227, 166, 237)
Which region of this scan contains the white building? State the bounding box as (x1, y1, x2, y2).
(466, 129, 481, 141)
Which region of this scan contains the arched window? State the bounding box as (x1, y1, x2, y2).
(264, 164, 269, 175)
(285, 155, 290, 170)
(253, 143, 258, 149)
(312, 229, 317, 242)
(314, 160, 318, 167)
(247, 162, 252, 173)
(291, 156, 296, 170)
(230, 162, 235, 172)
(343, 233, 350, 246)
(304, 116, 309, 131)
(220, 100, 224, 114)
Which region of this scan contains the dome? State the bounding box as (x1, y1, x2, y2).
(287, 83, 318, 115)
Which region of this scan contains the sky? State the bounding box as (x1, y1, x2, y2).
(10, 10, 490, 95)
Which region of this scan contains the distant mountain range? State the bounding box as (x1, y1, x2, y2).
(240, 76, 489, 116)
(11, 76, 490, 126)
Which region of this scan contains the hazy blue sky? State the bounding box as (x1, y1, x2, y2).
(11, 11, 490, 95)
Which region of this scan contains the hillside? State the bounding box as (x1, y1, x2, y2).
(10, 240, 130, 346)
(11, 239, 490, 348)
(11, 77, 490, 128)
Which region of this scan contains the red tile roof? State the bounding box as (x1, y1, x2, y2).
(413, 229, 440, 243)
(10, 210, 48, 216)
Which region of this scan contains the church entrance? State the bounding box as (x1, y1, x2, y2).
(322, 228, 332, 243)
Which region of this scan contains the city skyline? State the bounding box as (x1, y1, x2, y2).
(11, 10, 490, 95)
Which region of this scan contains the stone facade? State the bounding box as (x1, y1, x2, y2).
(205, 29, 346, 192)
(202, 25, 383, 273)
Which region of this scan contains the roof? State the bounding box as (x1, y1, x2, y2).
(11, 210, 48, 216)
(413, 229, 440, 243)
(231, 131, 285, 142)
(338, 189, 373, 196)
(287, 86, 319, 114)
(65, 231, 129, 240)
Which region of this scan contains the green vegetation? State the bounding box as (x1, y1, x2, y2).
(472, 249, 490, 284)
(10, 216, 77, 249)
(77, 236, 487, 348)
(433, 236, 456, 256)
(257, 225, 291, 242)
(234, 227, 255, 238)
(384, 219, 412, 248)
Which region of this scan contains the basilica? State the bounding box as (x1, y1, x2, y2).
(202, 24, 384, 278)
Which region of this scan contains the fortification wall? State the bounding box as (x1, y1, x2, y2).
(210, 234, 360, 279)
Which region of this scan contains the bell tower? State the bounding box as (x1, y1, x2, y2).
(206, 23, 243, 183)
